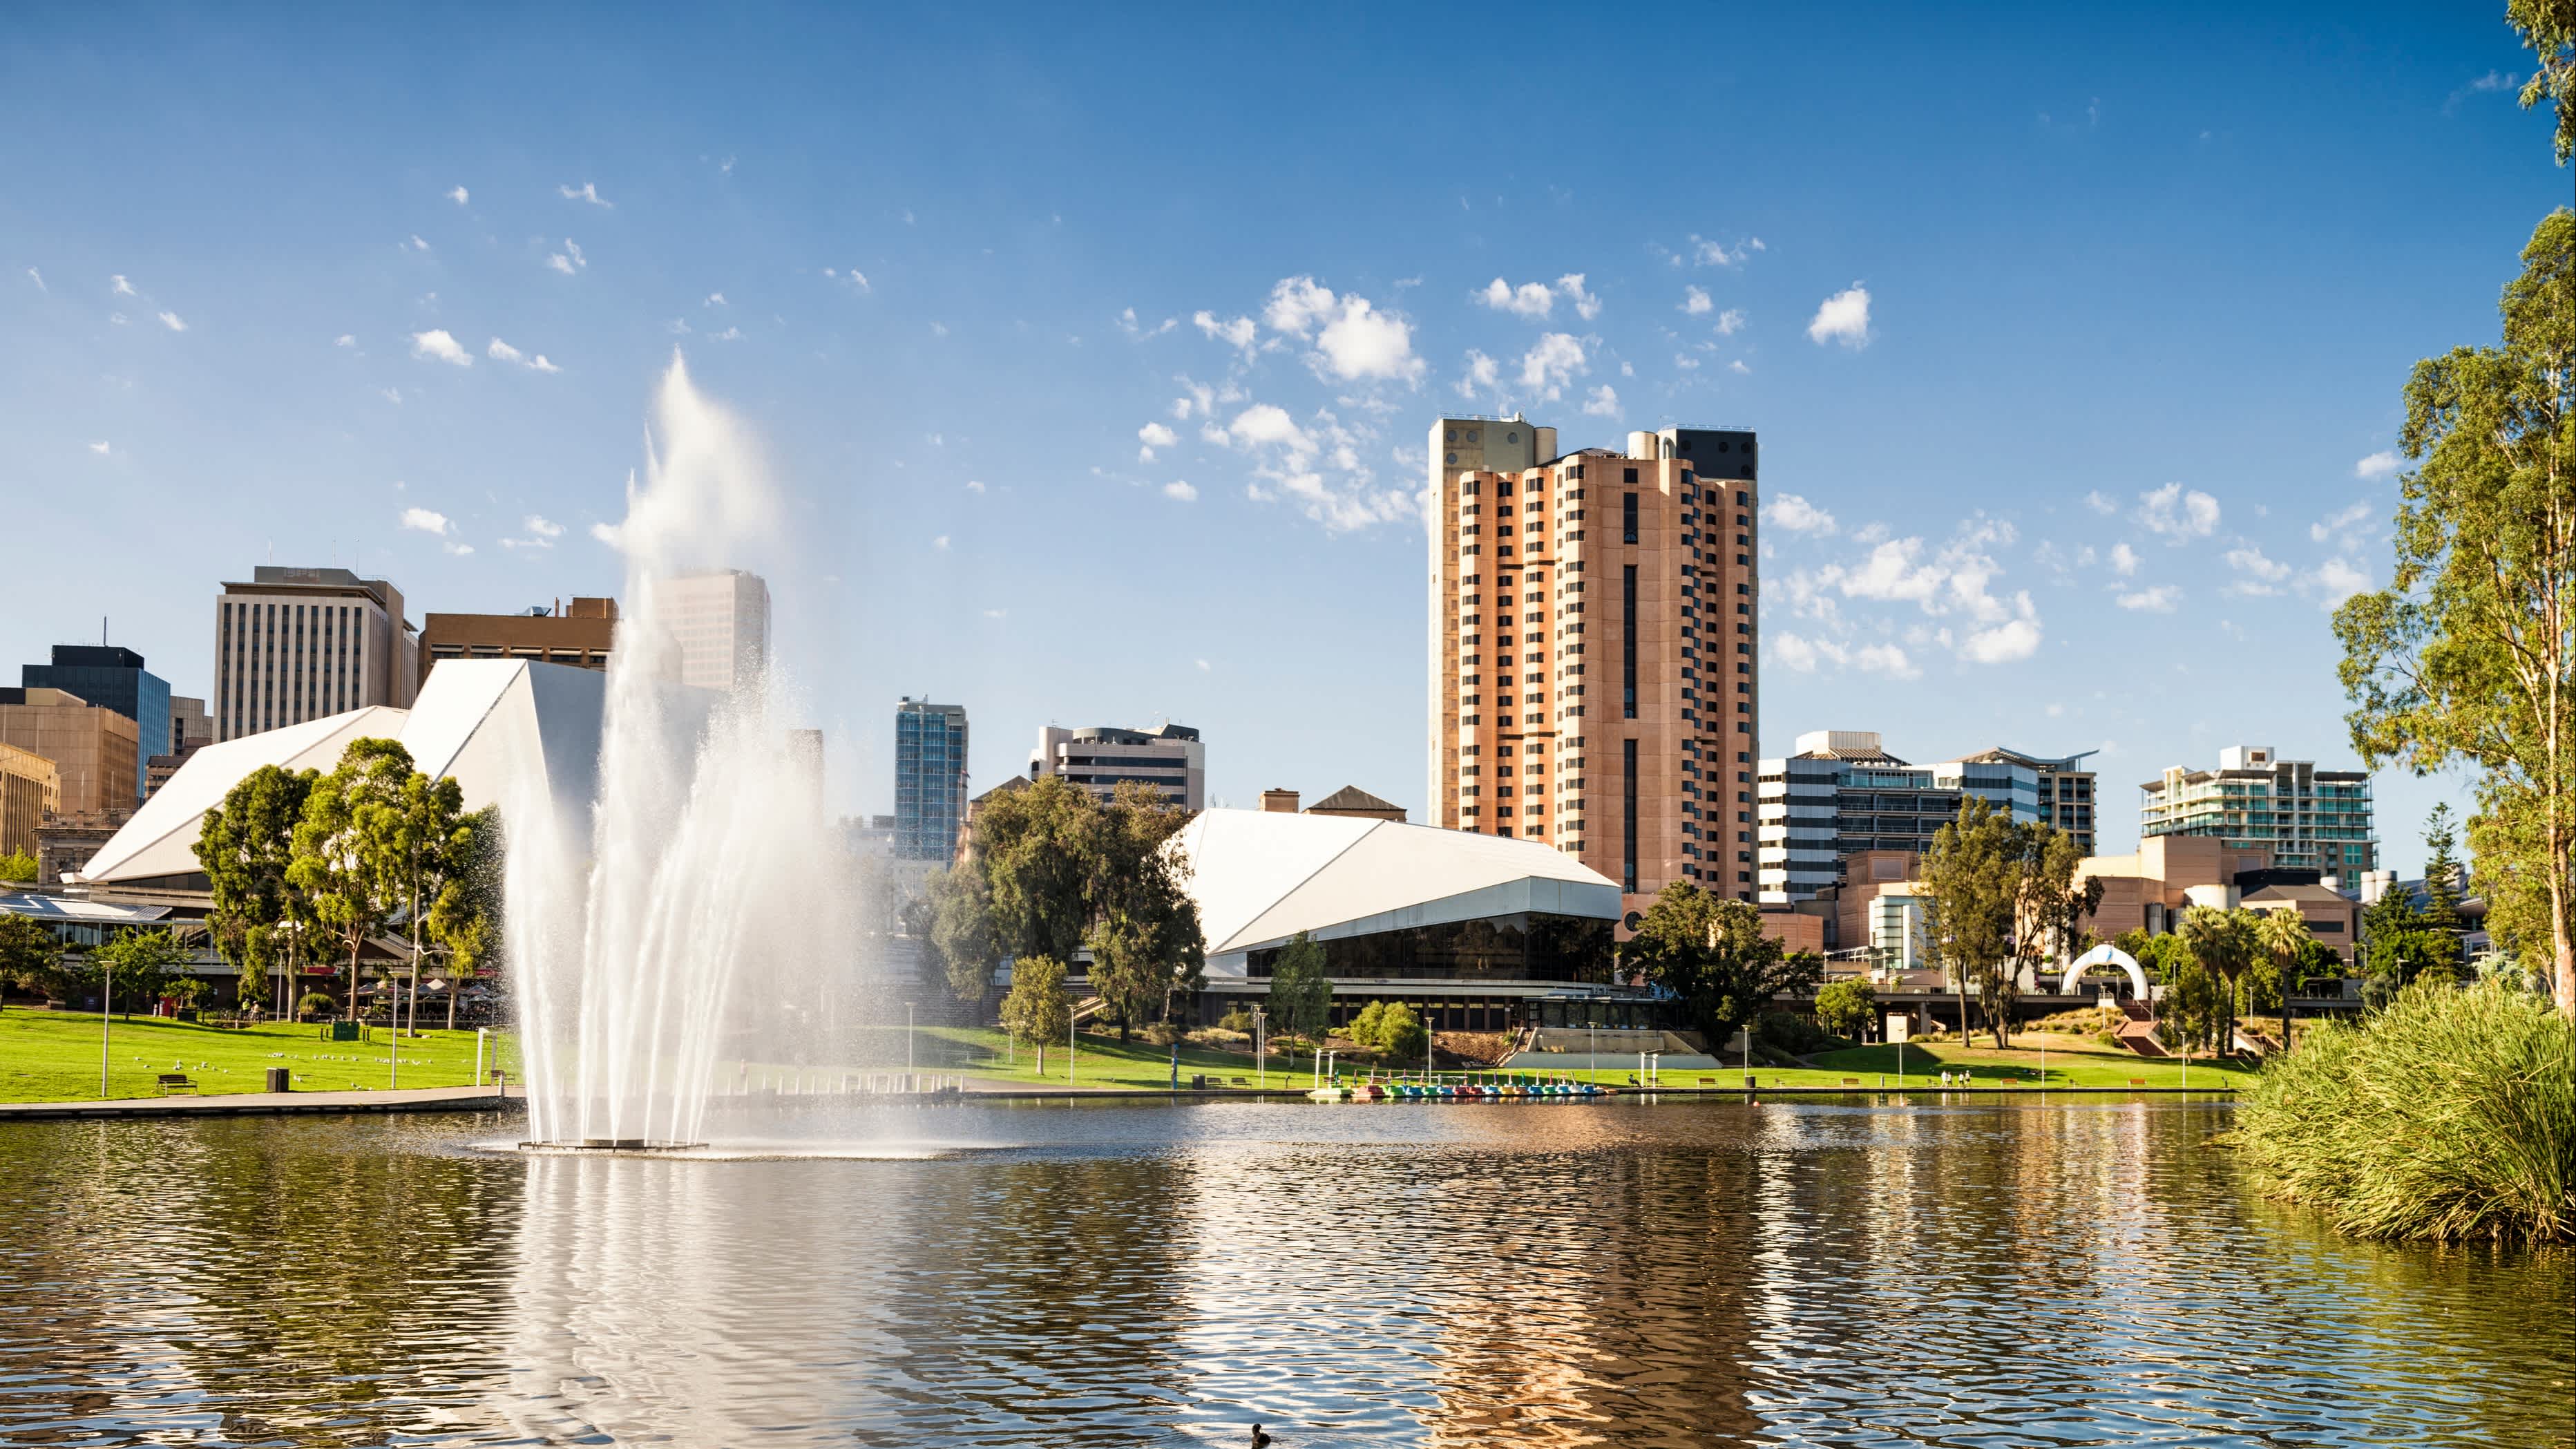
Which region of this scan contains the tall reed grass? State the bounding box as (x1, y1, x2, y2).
(2239, 977, 2575, 1244)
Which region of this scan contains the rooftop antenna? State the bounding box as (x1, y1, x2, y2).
(100, 616, 107, 646)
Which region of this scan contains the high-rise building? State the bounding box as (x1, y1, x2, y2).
(170, 696, 213, 751)
(894, 699, 969, 860)
(1941, 746, 2097, 855)
(658, 570, 771, 692)
(0, 741, 59, 861)
(1757, 731, 1956, 903)
(213, 567, 417, 741)
(1030, 723, 1204, 809)
(419, 597, 618, 687)
(21, 645, 169, 801)
(2140, 744, 2378, 875)
(0, 688, 141, 815)
(1427, 417, 1762, 918)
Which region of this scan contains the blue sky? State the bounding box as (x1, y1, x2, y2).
(3, 3, 2563, 874)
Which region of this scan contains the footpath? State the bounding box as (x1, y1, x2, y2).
(0, 1083, 521, 1121)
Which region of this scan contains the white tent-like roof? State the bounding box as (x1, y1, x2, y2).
(1173, 808, 1619, 978)
(74, 660, 604, 887)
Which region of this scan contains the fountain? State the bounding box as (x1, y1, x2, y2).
(511, 352, 860, 1151)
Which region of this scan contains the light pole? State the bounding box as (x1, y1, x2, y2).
(99, 956, 113, 1098)
(906, 1000, 916, 1086)
(1252, 1005, 1266, 1090)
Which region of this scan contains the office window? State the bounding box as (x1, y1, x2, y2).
(1623, 493, 1639, 544)
(1623, 738, 1639, 895)
(1622, 565, 1637, 719)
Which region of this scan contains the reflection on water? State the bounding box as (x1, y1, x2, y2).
(0, 1099, 2568, 1447)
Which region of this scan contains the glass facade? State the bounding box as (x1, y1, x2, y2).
(1245, 912, 1615, 984)
(893, 699, 968, 861)
(20, 646, 168, 804)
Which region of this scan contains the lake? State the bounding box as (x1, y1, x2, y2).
(0, 1096, 2566, 1446)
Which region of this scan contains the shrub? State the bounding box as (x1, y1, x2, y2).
(297, 991, 335, 1018)
(1217, 1007, 1254, 1034)
(1757, 1010, 1840, 1057)
(1813, 978, 1877, 1039)
(1362, 1003, 1427, 1062)
(2238, 977, 2575, 1244)
(1348, 1000, 1389, 1049)
(1143, 1021, 1184, 1047)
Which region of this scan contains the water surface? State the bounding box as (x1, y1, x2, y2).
(0, 1097, 2566, 1446)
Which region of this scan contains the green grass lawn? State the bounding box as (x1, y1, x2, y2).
(1643, 1032, 2260, 1091)
(0, 1010, 519, 1103)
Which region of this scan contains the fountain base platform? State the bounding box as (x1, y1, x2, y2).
(517, 1139, 708, 1155)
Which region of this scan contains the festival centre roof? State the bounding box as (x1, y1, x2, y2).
(74, 660, 604, 887)
(1174, 808, 1619, 977)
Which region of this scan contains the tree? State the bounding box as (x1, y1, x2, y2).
(1615, 883, 1823, 1054)
(2180, 906, 2260, 1057)
(2510, 0, 2576, 163)
(2003, 823, 2097, 1046)
(1920, 797, 2016, 1045)
(1085, 782, 1205, 1038)
(1813, 978, 1878, 1041)
(973, 775, 1102, 965)
(1000, 953, 1071, 1076)
(0, 913, 66, 1002)
(922, 864, 998, 1003)
(377, 766, 474, 1035)
(86, 927, 190, 1019)
(1371, 1002, 1427, 1065)
(195, 764, 320, 1016)
(1265, 931, 1331, 1043)
(2254, 907, 2317, 1053)
(0, 849, 35, 884)
(2423, 804, 2466, 932)
(2334, 207, 2576, 1018)
(289, 738, 414, 1020)
(426, 805, 499, 1029)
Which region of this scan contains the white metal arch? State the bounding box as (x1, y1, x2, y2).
(2061, 942, 2148, 998)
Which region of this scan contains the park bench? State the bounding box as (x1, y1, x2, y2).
(1841, 1077, 1860, 1086)
(155, 1074, 198, 1095)
(2128, 1078, 2148, 1088)
(1229, 1076, 1248, 1086)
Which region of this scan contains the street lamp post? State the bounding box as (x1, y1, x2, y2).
(99, 958, 113, 1098)
(906, 1000, 916, 1090)
(1252, 1005, 1266, 1090)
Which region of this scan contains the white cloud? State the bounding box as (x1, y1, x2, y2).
(1806, 284, 1871, 347)
(1117, 307, 1176, 337)
(2109, 542, 2139, 576)
(2224, 545, 2291, 595)
(334, 333, 356, 348)
(2470, 70, 2520, 92)
(1518, 332, 1587, 401)
(2116, 584, 2180, 612)
(524, 514, 564, 539)
(379, 387, 402, 405)
(406, 234, 430, 252)
(2311, 500, 2374, 542)
(1162, 480, 1199, 502)
(1193, 310, 1257, 350)
(547, 238, 586, 274)
(1782, 520, 2041, 667)
(487, 338, 559, 372)
(446, 185, 469, 205)
(2083, 491, 2119, 515)
(1681, 285, 1712, 316)
(1715, 307, 1746, 335)
(705, 292, 726, 307)
(1960, 596, 2043, 663)
(933, 535, 951, 551)
(26, 267, 44, 292)
(88, 440, 110, 455)
(2354, 450, 2400, 480)
(2135, 482, 2220, 541)
(1138, 420, 1178, 460)
(1581, 383, 1621, 418)
(822, 266, 872, 292)
(964, 480, 986, 494)
(712, 326, 743, 341)
(2311, 558, 2369, 607)
(1558, 274, 1601, 321)
(558, 182, 611, 207)
(1456, 349, 1500, 397)
(410, 330, 472, 366)
(1262, 276, 1422, 383)
(400, 506, 452, 536)
(1772, 632, 1920, 679)
(1690, 234, 1763, 267)
(111, 274, 135, 296)
(1764, 493, 1837, 534)
(1223, 402, 1306, 450)
(1195, 658, 1212, 671)
(1728, 359, 1750, 375)
(157, 310, 187, 332)
(1478, 277, 1558, 318)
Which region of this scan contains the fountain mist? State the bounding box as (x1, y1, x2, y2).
(513, 353, 855, 1147)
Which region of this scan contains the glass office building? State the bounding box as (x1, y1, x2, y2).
(894, 698, 969, 861)
(21, 645, 169, 804)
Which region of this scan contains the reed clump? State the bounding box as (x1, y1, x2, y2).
(2238, 977, 2575, 1244)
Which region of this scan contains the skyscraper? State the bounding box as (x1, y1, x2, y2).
(213, 567, 417, 741)
(894, 698, 969, 860)
(658, 570, 772, 691)
(1427, 417, 1762, 920)
(20, 645, 169, 800)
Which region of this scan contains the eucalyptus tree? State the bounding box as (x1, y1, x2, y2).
(2334, 206, 2576, 1016)
(289, 738, 415, 1019)
(1264, 931, 1331, 1043)
(1920, 796, 2015, 1044)
(1000, 953, 1071, 1076)
(1085, 781, 1204, 1038)
(195, 763, 319, 1016)
(1615, 882, 1822, 1054)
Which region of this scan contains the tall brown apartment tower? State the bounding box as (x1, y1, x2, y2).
(1428, 417, 1761, 923)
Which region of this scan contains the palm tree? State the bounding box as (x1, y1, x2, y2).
(2253, 907, 2314, 1056)
(2180, 906, 2258, 1058)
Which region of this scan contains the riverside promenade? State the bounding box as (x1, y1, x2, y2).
(0, 1083, 522, 1121)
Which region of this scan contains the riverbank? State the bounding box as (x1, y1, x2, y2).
(0, 1010, 517, 1102)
